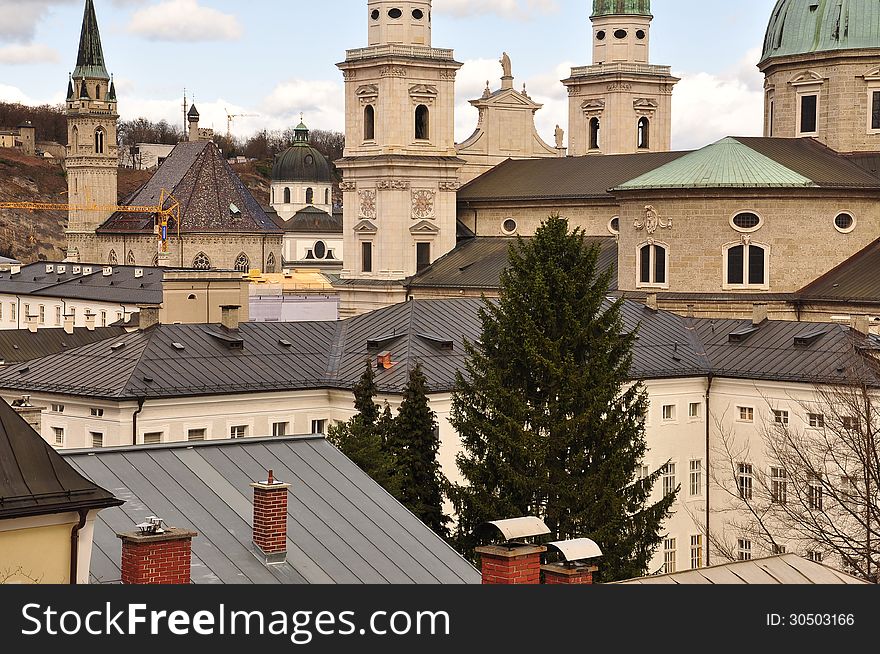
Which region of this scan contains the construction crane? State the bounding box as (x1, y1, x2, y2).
(225, 108, 258, 138)
(0, 189, 182, 257)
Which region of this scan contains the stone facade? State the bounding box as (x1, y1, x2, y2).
(762, 50, 880, 152)
(460, 198, 619, 238)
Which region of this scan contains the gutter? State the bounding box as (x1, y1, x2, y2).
(131, 396, 145, 446)
(69, 508, 88, 585)
(705, 373, 714, 567)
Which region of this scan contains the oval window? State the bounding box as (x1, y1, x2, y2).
(371, 9, 380, 19)
(834, 212, 855, 232)
(388, 8, 402, 19)
(412, 8, 424, 19)
(502, 219, 517, 235)
(609, 217, 620, 234)
(596, 30, 606, 41)
(614, 29, 628, 39)
(636, 29, 646, 40)
(732, 212, 762, 231)
(305, 154, 314, 165)
(314, 240, 327, 259)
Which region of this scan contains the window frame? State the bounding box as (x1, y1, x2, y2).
(869, 88, 880, 133)
(773, 409, 790, 425)
(689, 459, 703, 497)
(52, 426, 64, 447)
(230, 425, 248, 439)
(272, 421, 290, 438)
(636, 241, 669, 289)
(688, 402, 702, 420)
(737, 463, 754, 500)
(737, 538, 753, 561)
(797, 92, 819, 136)
(723, 241, 770, 290)
(737, 406, 755, 423)
(361, 241, 373, 274)
(690, 534, 703, 570)
(416, 241, 432, 274)
(663, 538, 677, 574)
(662, 462, 677, 497)
(770, 466, 788, 505)
(729, 210, 764, 234)
(661, 404, 676, 422)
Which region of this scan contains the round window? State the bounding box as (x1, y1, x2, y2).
(412, 8, 424, 19)
(636, 29, 646, 39)
(502, 219, 517, 235)
(371, 9, 380, 19)
(732, 212, 762, 231)
(305, 154, 314, 165)
(834, 212, 855, 233)
(608, 216, 620, 234)
(614, 29, 628, 39)
(388, 8, 402, 19)
(314, 241, 327, 259)
(596, 30, 606, 41)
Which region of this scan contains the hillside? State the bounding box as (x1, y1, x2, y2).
(0, 148, 151, 263)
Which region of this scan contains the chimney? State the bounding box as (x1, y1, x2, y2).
(137, 304, 161, 330)
(221, 305, 241, 331)
(84, 311, 96, 331)
(540, 538, 603, 585)
(63, 313, 75, 335)
(851, 315, 871, 335)
(251, 469, 290, 565)
(11, 395, 45, 433)
(686, 304, 695, 318)
(117, 518, 197, 585)
(752, 303, 768, 326)
(474, 517, 550, 585)
(645, 293, 658, 312)
(25, 314, 38, 333)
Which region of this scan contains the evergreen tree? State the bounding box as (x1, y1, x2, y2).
(328, 360, 399, 495)
(449, 216, 676, 581)
(390, 363, 451, 537)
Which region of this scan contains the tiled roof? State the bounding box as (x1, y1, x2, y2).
(65, 436, 479, 584)
(0, 399, 121, 520)
(98, 141, 281, 235)
(0, 262, 163, 305)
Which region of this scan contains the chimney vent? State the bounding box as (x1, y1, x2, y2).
(474, 517, 550, 585)
(63, 313, 75, 335)
(251, 470, 290, 565)
(25, 314, 38, 333)
(221, 305, 241, 331)
(752, 303, 768, 326)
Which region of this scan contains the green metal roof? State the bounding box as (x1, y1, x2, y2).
(761, 0, 880, 64)
(592, 0, 651, 17)
(614, 137, 816, 190)
(72, 0, 110, 80)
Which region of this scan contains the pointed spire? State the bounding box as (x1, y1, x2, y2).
(73, 0, 110, 80)
(108, 74, 117, 101)
(66, 74, 75, 101)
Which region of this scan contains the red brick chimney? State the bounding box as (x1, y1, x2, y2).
(541, 562, 598, 584)
(541, 538, 603, 585)
(476, 544, 546, 585)
(251, 469, 290, 564)
(117, 519, 197, 585)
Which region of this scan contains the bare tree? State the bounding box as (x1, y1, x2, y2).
(1, 566, 43, 584)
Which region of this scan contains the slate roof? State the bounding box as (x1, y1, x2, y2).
(98, 141, 281, 235)
(616, 137, 880, 191)
(797, 238, 880, 303)
(0, 399, 121, 520)
(617, 554, 867, 584)
(406, 236, 618, 292)
(64, 436, 479, 584)
(457, 151, 689, 201)
(0, 326, 127, 364)
(0, 263, 163, 305)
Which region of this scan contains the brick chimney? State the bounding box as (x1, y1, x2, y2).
(63, 313, 75, 335)
(137, 304, 161, 330)
(476, 544, 546, 584)
(251, 470, 290, 564)
(117, 519, 197, 585)
(542, 562, 598, 584)
(221, 305, 241, 331)
(541, 538, 603, 585)
(84, 311, 96, 331)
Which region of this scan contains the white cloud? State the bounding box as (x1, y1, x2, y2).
(0, 84, 35, 104)
(128, 0, 242, 42)
(436, 0, 559, 19)
(0, 0, 75, 43)
(0, 42, 58, 64)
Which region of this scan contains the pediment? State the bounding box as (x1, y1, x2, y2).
(353, 219, 378, 234)
(581, 99, 606, 110)
(410, 220, 440, 235)
(789, 70, 824, 86)
(409, 84, 438, 97)
(356, 84, 379, 99)
(633, 98, 659, 109)
(864, 66, 880, 81)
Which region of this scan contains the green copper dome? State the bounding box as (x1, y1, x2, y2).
(761, 0, 880, 64)
(591, 0, 651, 17)
(272, 123, 332, 183)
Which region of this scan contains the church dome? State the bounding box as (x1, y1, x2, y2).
(271, 121, 333, 184)
(591, 0, 651, 17)
(761, 0, 880, 64)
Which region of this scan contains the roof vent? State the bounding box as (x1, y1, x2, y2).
(728, 326, 759, 343)
(143, 376, 154, 383)
(794, 328, 829, 346)
(230, 203, 240, 215)
(45, 264, 54, 273)
(134, 268, 144, 278)
(172, 342, 186, 350)
(83, 266, 93, 275)
(418, 333, 454, 351)
(367, 333, 402, 350)
(135, 516, 166, 535)
(110, 342, 126, 351)
(479, 517, 551, 546)
(103, 266, 113, 277)
(279, 339, 293, 347)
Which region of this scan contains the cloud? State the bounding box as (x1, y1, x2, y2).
(0, 43, 59, 64)
(128, 0, 242, 42)
(0, 0, 75, 43)
(435, 0, 559, 19)
(0, 84, 35, 104)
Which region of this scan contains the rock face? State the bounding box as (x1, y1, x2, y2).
(0, 147, 150, 263)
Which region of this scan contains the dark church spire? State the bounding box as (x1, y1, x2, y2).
(72, 0, 110, 80)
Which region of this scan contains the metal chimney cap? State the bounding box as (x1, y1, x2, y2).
(482, 517, 551, 542)
(547, 538, 603, 563)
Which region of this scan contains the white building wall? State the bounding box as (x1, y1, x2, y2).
(0, 293, 135, 330)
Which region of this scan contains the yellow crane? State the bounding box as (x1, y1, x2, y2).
(0, 189, 182, 254)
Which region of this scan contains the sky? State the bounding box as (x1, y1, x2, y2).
(0, 0, 778, 150)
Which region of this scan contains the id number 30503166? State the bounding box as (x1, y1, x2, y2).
(766, 614, 855, 627)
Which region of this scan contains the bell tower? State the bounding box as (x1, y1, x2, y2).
(563, 0, 678, 155)
(65, 0, 118, 262)
(336, 1, 463, 313)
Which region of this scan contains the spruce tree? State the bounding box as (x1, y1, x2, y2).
(328, 360, 399, 495)
(449, 216, 676, 581)
(390, 363, 451, 537)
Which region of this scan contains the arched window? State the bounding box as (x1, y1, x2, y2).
(108, 249, 118, 265)
(71, 126, 79, 151)
(192, 252, 211, 270)
(283, 187, 291, 204)
(95, 128, 105, 154)
(234, 252, 250, 272)
(638, 118, 650, 149)
(589, 117, 601, 150)
(364, 105, 375, 141)
(127, 250, 136, 265)
(324, 188, 330, 205)
(725, 243, 767, 288)
(638, 242, 668, 287)
(306, 187, 314, 204)
(415, 104, 430, 140)
(266, 252, 277, 273)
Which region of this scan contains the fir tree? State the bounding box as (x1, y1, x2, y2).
(390, 363, 451, 537)
(328, 360, 399, 495)
(449, 216, 677, 581)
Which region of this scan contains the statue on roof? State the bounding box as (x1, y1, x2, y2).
(555, 125, 565, 149)
(500, 52, 512, 78)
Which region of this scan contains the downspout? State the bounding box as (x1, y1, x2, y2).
(132, 396, 145, 446)
(705, 373, 714, 567)
(69, 508, 88, 585)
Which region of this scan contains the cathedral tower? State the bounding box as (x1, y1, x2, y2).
(563, 0, 678, 155)
(336, 1, 463, 310)
(65, 0, 118, 261)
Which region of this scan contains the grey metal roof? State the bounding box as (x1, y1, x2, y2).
(0, 399, 121, 520)
(797, 238, 880, 303)
(0, 326, 127, 364)
(271, 206, 343, 234)
(406, 236, 618, 291)
(64, 436, 479, 585)
(617, 554, 867, 584)
(0, 262, 163, 305)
